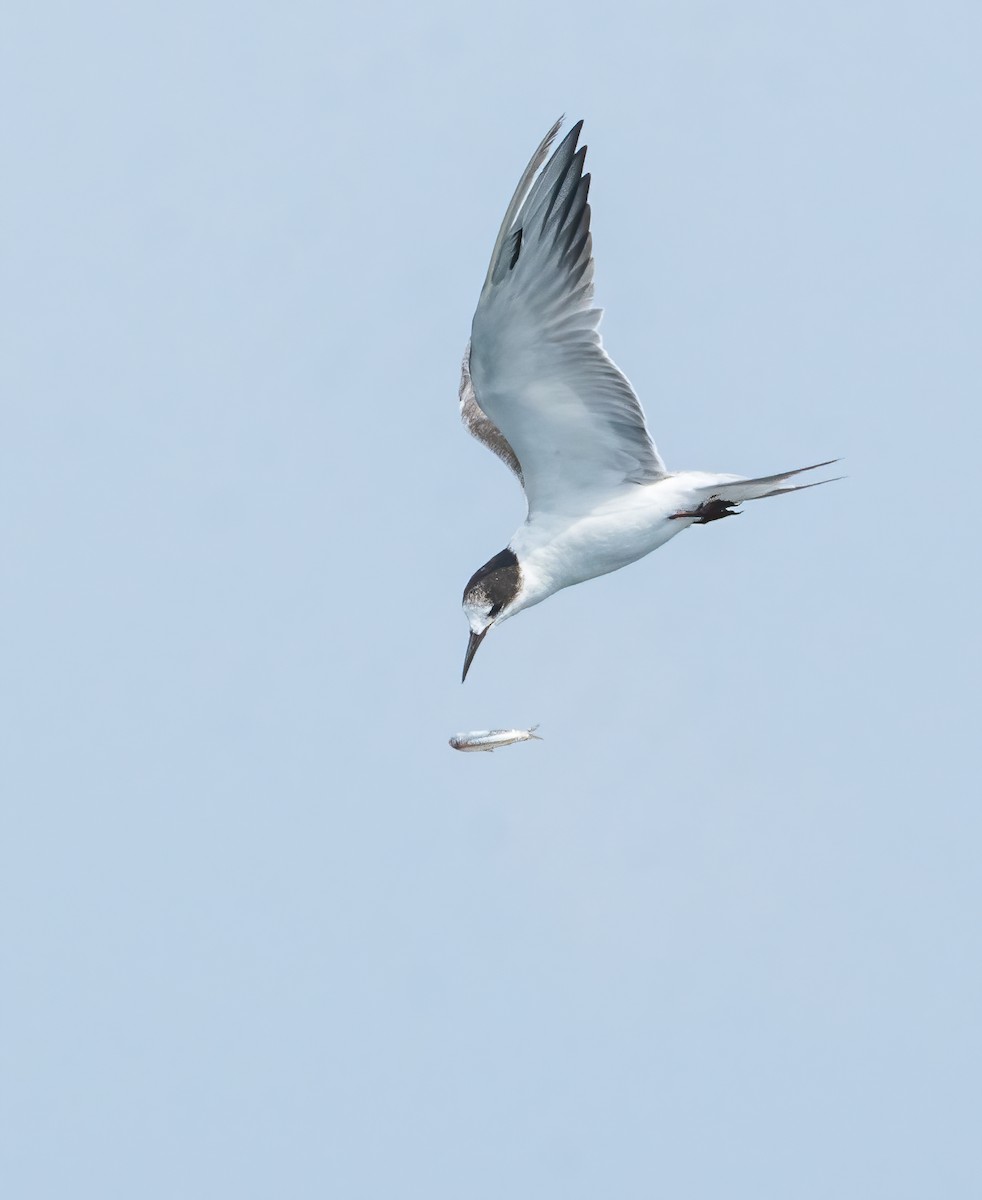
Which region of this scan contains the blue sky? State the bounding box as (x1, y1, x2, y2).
(2, 2, 980, 1196)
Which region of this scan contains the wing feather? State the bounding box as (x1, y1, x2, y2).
(458, 343, 523, 483)
(465, 120, 666, 515)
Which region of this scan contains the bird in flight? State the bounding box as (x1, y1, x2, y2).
(459, 119, 837, 682)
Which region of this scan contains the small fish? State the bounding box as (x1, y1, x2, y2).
(449, 726, 542, 753)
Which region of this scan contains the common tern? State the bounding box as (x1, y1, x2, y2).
(459, 118, 837, 682)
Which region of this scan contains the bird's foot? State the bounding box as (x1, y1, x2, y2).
(669, 498, 741, 524)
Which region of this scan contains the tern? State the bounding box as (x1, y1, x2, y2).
(459, 119, 837, 682)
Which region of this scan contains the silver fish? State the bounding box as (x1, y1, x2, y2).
(449, 726, 542, 753)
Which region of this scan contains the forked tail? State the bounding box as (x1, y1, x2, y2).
(696, 459, 842, 504)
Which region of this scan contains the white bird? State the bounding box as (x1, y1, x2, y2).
(459, 119, 837, 682)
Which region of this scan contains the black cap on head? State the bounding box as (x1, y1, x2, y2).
(462, 547, 521, 615)
(461, 548, 521, 682)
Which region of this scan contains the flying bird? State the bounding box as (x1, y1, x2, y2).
(459, 119, 837, 682)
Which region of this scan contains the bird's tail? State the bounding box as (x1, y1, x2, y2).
(695, 459, 843, 503)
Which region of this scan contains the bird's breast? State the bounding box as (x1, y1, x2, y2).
(513, 486, 692, 598)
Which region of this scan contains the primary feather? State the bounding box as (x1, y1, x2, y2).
(462, 120, 666, 516)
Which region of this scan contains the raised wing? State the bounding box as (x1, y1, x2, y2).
(459, 342, 523, 484)
(466, 119, 666, 516)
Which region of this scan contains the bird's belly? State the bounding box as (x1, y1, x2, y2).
(562, 513, 682, 583)
(520, 497, 689, 595)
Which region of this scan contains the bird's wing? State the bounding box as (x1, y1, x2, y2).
(465, 119, 666, 516)
(457, 120, 569, 490)
(459, 342, 523, 485)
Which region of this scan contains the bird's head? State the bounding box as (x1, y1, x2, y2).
(461, 547, 523, 682)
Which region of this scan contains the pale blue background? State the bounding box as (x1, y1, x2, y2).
(2, 2, 980, 1196)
